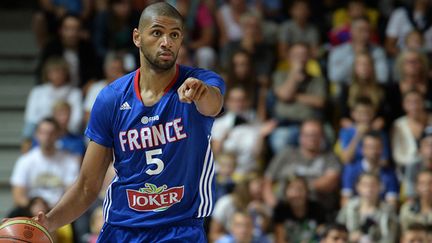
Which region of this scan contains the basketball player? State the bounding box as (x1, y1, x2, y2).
(34, 2, 225, 242)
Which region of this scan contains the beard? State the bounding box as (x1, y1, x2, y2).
(142, 47, 177, 71)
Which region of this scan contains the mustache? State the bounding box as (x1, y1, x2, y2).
(157, 50, 174, 56)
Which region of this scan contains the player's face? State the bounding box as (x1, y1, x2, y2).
(134, 16, 183, 71)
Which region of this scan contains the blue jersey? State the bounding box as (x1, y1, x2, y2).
(85, 65, 225, 228)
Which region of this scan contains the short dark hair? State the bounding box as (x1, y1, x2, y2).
(352, 96, 374, 109)
(37, 117, 60, 131)
(405, 223, 428, 233)
(363, 130, 382, 141)
(321, 223, 348, 238)
(138, 2, 184, 30)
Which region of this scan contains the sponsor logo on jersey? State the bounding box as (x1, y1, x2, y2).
(141, 115, 159, 124)
(127, 183, 184, 212)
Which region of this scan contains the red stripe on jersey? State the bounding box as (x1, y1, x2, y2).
(133, 68, 142, 102)
(164, 64, 179, 94)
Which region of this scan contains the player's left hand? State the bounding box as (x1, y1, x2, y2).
(177, 78, 208, 104)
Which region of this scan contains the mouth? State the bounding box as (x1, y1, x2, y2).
(158, 51, 174, 61)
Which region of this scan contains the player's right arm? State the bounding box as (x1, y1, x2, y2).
(36, 141, 112, 232)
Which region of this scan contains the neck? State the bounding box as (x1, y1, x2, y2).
(41, 146, 56, 156)
(424, 159, 432, 168)
(365, 159, 380, 170)
(139, 62, 177, 93)
(360, 198, 378, 208)
(301, 148, 319, 159)
(420, 198, 432, 211)
(408, 111, 425, 122)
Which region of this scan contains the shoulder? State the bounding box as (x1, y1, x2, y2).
(16, 148, 40, 164)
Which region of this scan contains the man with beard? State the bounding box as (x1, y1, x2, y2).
(32, 2, 225, 242)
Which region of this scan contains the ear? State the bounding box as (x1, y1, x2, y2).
(133, 28, 141, 48)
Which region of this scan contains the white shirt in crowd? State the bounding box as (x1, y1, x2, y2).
(84, 80, 107, 112)
(24, 83, 83, 135)
(10, 147, 80, 207)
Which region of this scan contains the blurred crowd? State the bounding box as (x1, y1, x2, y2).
(8, 0, 432, 242)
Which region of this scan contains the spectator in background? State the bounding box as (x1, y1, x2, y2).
(273, 176, 326, 243)
(223, 49, 267, 119)
(174, 0, 216, 70)
(220, 13, 275, 91)
(391, 90, 432, 169)
(341, 131, 399, 206)
(327, 17, 388, 86)
(92, 0, 140, 70)
(337, 173, 398, 243)
(84, 52, 125, 124)
(386, 49, 431, 123)
(404, 126, 432, 199)
(338, 52, 386, 128)
(385, 0, 432, 57)
(277, 0, 320, 59)
(269, 43, 326, 151)
(328, 0, 380, 46)
(215, 0, 257, 49)
(215, 210, 271, 243)
(23, 57, 83, 151)
(85, 206, 104, 243)
(210, 174, 271, 242)
(32, 0, 93, 48)
(214, 152, 237, 201)
(264, 120, 341, 216)
(319, 224, 349, 243)
(400, 224, 429, 243)
(37, 14, 101, 89)
(11, 118, 80, 209)
(336, 97, 390, 165)
(400, 170, 432, 232)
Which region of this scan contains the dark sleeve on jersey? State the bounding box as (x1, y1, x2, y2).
(85, 87, 115, 148)
(192, 68, 226, 95)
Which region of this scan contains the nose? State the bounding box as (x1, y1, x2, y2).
(160, 35, 172, 48)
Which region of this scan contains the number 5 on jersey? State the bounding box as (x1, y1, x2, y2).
(145, 149, 164, 175)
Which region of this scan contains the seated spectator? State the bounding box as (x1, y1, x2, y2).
(210, 174, 271, 242)
(342, 131, 399, 206)
(319, 224, 349, 243)
(338, 52, 386, 127)
(385, 0, 432, 57)
(23, 57, 83, 149)
(400, 169, 432, 232)
(337, 172, 398, 243)
(222, 50, 263, 113)
(32, 0, 93, 48)
(386, 49, 432, 123)
(328, 0, 379, 46)
(277, 0, 320, 59)
(173, 0, 216, 70)
(214, 152, 237, 200)
(328, 17, 388, 86)
(36, 14, 101, 88)
(85, 206, 104, 243)
(215, 210, 271, 243)
(212, 86, 275, 177)
(264, 120, 341, 215)
(220, 13, 275, 90)
(92, 0, 140, 67)
(405, 126, 432, 199)
(84, 52, 125, 124)
(336, 97, 390, 165)
(391, 90, 432, 168)
(11, 118, 80, 209)
(400, 223, 428, 243)
(269, 43, 326, 151)
(273, 176, 326, 243)
(215, 0, 257, 49)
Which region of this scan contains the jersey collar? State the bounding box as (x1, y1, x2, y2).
(133, 64, 180, 103)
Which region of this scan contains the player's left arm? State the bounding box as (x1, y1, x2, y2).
(178, 77, 223, 117)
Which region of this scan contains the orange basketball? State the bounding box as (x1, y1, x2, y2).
(0, 217, 53, 243)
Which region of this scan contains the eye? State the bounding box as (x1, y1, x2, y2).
(152, 30, 161, 37)
(170, 32, 180, 39)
